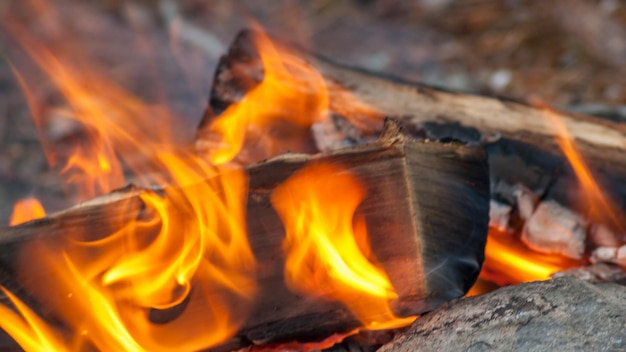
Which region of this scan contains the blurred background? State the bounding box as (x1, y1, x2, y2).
(0, 0, 625, 225)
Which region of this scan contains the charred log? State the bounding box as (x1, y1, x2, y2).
(0, 123, 489, 350)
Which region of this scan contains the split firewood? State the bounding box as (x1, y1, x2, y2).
(198, 29, 626, 258)
(0, 122, 489, 351)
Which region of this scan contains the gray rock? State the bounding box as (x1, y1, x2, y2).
(379, 277, 626, 352)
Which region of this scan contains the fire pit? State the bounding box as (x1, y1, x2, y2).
(1, 1, 625, 351)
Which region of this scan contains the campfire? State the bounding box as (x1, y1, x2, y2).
(1, 2, 626, 351)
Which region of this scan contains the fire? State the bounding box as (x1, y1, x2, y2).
(0, 287, 67, 351)
(479, 227, 580, 287)
(534, 98, 623, 232)
(6, 5, 599, 348)
(8, 53, 126, 201)
(9, 197, 46, 226)
(13, 162, 256, 351)
(201, 29, 329, 165)
(472, 101, 613, 294)
(271, 162, 414, 330)
(1, 14, 407, 350)
(3, 16, 260, 351)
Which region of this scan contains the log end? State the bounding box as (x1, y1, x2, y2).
(402, 136, 490, 314)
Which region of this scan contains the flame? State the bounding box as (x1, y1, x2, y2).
(2, 16, 258, 351)
(9, 197, 46, 226)
(471, 102, 619, 294)
(534, 99, 624, 232)
(10, 161, 256, 351)
(0, 287, 68, 351)
(0, 74, 255, 349)
(476, 227, 580, 288)
(8, 55, 126, 201)
(3, 12, 395, 350)
(271, 162, 414, 330)
(201, 29, 329, 165)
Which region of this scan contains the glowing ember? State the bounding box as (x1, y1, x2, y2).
(271, 162, 415, 330)
(9, 197, 46, 226)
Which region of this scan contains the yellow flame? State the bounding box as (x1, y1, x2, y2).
(271, 162, 414, 329)
(534, 99, 624, 232)
(201, 29, 329, 165)
(10, 197, 46, 226)
(3, 12, 400, 350)
(3, 16, 257, 351)
(13, 162, 256, 351)
(475, 227, 580, 289)
(0, 287, 68, 352)
(471, 101, 617, 295)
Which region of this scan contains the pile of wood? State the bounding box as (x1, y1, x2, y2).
(199, 30, 626, 271)
(2, 29, 626, 351)
(0, 120, 489, 351)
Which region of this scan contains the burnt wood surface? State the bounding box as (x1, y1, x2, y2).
(199, 29, 626, 247)
(0, 125, 489, 351)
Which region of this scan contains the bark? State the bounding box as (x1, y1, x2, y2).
(0, 122, 489, 350)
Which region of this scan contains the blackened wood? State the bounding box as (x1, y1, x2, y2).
(0, 124, 489, 350)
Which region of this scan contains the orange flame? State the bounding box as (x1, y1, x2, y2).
(2, 17, 258, 351)
(201, 29, 329, 165)
(2, 12, 402, 350)
(8, 53, 126, 201)
(534, 99, 624, 232)
(9, 197, 46, 226)
(0, 287, 68, 351)
(11, 162, 256, 351)
(471, 102, 619, 295)
(271, 162, 414, 330)
(478, 227, 580, 288)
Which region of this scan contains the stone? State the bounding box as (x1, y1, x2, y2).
(552, 263, 626, 284)
(379, 277, 626, 352)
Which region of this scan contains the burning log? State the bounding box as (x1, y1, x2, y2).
(0, 123, 489, 351)
(199, 30, 626, 282)
(199, 31, 626, 161)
